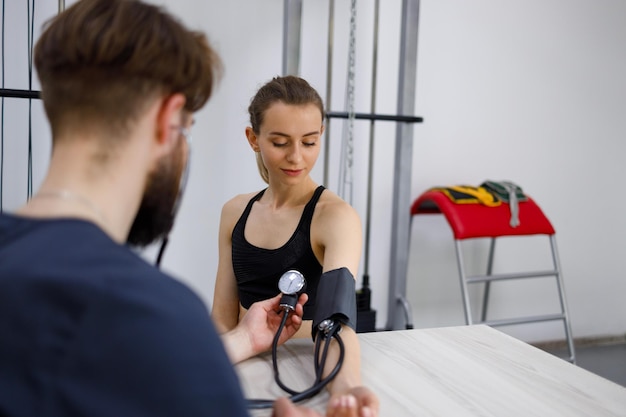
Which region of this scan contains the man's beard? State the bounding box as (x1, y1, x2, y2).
(126, 144, 185, 247)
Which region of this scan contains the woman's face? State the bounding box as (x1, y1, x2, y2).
(248, 101, 324, 185)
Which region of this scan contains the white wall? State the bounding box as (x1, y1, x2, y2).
(408, 0, 626, 342)
(2, 0, 625, 344)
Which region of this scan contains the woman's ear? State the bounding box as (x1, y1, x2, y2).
(245, 126, 260, 152)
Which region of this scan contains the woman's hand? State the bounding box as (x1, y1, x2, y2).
(327, 386, 379, 417)
(273, 388, 378, 417)
(272, 397, 324, 417)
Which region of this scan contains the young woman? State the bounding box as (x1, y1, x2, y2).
(212, 76, 378, 417)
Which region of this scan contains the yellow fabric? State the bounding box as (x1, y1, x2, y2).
(433, 185, 502, 207)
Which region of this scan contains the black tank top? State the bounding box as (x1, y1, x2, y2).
(232, 186, 325, 320)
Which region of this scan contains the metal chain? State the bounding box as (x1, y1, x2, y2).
(339, 0, 357, 204)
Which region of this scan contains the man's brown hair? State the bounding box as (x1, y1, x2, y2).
(35, 0, 221, 141)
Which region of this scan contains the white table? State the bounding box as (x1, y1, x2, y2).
(235, 325, 626, 416)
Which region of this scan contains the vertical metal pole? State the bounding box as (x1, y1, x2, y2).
(323, 0, 335, 187)
(386, 0, 421, 330)
(282, 0, 302, 76)
(59, 0, 65, 13)
(363, 0, 379, 278)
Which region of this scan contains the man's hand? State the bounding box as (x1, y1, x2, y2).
(221, 293, 307, 364)
(242, 292, 308, 351)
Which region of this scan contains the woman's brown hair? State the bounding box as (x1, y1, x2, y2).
(247, 75, 324, 183)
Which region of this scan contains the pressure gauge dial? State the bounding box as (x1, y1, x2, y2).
(278, 270, 306, 295)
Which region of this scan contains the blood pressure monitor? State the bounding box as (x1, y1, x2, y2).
(278, 270, 306, 311)
(247, 268, 352, 409)
(278, 270, 306, 294)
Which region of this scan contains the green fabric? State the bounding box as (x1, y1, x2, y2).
(480, 180, 527, 202)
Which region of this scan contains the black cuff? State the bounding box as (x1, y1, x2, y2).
(312, 267, 357, 341)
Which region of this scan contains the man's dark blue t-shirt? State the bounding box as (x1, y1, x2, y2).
(0, 214, 249, 416)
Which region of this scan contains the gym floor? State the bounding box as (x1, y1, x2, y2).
(541, 342, 626, 387)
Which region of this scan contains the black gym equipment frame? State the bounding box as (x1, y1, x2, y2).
(0, 88, 41, 100)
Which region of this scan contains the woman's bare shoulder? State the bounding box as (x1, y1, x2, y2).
(316, 188, 361, 225)
(220, 191, 262, 222)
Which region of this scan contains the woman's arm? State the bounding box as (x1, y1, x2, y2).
(312, 195, 379, 417)
(212, 198, 245, 333)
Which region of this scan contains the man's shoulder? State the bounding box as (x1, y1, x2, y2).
(0, 214, 203, 313)
(0, 217, 251, 416)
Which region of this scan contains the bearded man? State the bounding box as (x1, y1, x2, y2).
(0, 1, 318, 416)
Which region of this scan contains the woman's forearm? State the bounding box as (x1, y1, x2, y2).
(320, 326, 362, 394)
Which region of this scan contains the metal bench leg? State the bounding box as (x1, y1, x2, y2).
(480, 238, 496, 322)
(550, 235, 576, 364)
(455, 240, 473, 325)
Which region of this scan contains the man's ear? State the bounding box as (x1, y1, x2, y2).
(155, 93, 186, 153)
(245, 126, 260, 152)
